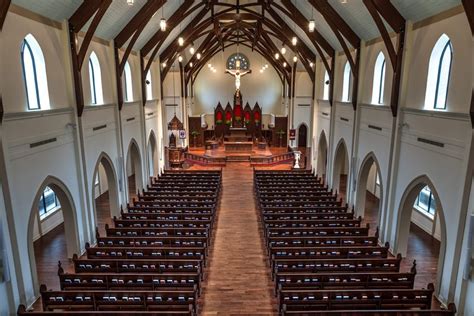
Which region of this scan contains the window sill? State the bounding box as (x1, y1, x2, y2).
(413, 206, 434, 220)
(40, 206, 61, 222)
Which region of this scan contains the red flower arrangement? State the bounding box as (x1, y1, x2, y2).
(216, 111, 223, 124)
(254, 111, 261, 125)
(225, 111, 232, 125)
(244, 112, 251, 125)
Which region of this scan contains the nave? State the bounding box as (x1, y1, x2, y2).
(29, 165, 444, 315)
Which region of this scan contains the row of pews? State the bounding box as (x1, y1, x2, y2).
(254, 170, 457, 315)
(18, 170, 222, 315)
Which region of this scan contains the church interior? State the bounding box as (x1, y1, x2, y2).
(0, 0, 474, 315)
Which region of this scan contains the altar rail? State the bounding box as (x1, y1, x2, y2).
(250, 152, 295, 166)
(184, 152, 227, 166)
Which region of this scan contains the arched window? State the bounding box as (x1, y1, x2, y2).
(342, 61, 351, 102)
(88, 52, 104, 105)
(38, 186, 60, 218)
(371, 52, 386, 105)
(424, 34, 452, 110)
(323, 70, 330, 100)
(21, 34, 50, 110)
(124, 61, 133, 102)
(146, 70, 152, 100)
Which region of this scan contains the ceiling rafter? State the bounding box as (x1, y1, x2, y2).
(68, 0, 112, 117)
(0, 0, 10, 32)
(363, 0, 406, 117)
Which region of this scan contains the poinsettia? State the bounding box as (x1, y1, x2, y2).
(216, 111, 223, 124)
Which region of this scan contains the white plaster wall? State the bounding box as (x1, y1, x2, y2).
(1, 13, 71, 112)
(388, 109, 472, 302)
(405, 13, 472, 113)
(2, 110, 87, 305)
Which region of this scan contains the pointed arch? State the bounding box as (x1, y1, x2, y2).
(27, 176, 79, 296)
(355, 152, 384, 227)
(297, 123, 308, 148)
(126, 138, 143, 198)
(372, 52, 386, 105)
(424, 34, 453, 110)
(342, 60, 352, 102)
(317, 130, 328, 178)
(147, 130, 158, 177)
(91, 152, 120, 223)
(88, 51, 104, 105)
(394, 175, 447, 296)
(332, 138, 349, 195)
(21, 34, 50, 110)
(124, 61, 133, 102)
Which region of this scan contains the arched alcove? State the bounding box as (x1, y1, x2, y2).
(91, 152, 120, 232)
(27, 176, 79, 295)
(297, 124, 308, 148)
(316, 130, 328, 179)
(355, 153, 383, 233)
(148, 131, 158, 178)
(332, 139, 349, 196)
(126, 139, 144, 199)
(395, 175, 447, 294)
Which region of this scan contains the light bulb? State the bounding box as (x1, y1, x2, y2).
(309, 19, 315, 32)
(160, 18, 167, 31)
(275, 53, 280, 60)
(292, 37, 297, 46)
(190, 62, 193, 68)
(310, 62, 314, 67)
(283, 62, 287, 67)
(196, 53, 201, 60)
(178, 37, 184, 46)
(293, 56, 298, 63)
(189, 46, 195, 55)
(127, 0, 134, 6)
(178, 55, 183, 63)
(281, 46, 286, 55)
(265, 64, 268, 68)
(260, 69, 263, 73)
(162, 62, 167, 68)
(208, 63, 212, 68)
(212, 68, 217, 73)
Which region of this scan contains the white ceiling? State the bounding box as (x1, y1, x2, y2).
(12, 0, 463, 60)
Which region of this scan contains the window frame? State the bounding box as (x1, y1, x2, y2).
(323, 71, 330, 100)
(89, 58, 97, 104)
(414, 186, 436, 219)
(433, 41, 452, 110)
(146, 70, 152, 101)
(38, 186, 61, 220)
(124, 61, 133, 102)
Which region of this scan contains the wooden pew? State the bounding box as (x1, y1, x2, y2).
(18, 304, 194, 315)
(265, 225, 370, 238)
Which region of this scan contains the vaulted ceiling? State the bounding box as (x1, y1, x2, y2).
(11, 0, 462, 82)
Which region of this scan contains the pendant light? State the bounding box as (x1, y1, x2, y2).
(292, 36, 297, 46)
(196, 53, 201, 60)
(127, 0, 134, 6)
(178, 37, 184, 46)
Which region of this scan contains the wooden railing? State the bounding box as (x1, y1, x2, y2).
(184, 152, 226, 166)
(250, 152, 294, 166)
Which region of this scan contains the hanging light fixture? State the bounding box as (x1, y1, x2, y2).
(264, 63, 268, 69)
(281, 45, 286, 55)
(189, 45, 195, 55)
(310, 62, 314, 67)
(162, 62, 167, 68)
(260, 69, 264, 73)
(190, 62, 193, 68)
(178, 37, 184, 46)
(309, 19, 315, 32)
(208, 63, 212, 68)
(178, 55, 183, 63)
(212, 68, 217, 73)
(293, 56, 298, 63)
(275, 53, 280, 60)
(160, 18, 167, 31)
(127, 0, 134, 6)
(196, 53, 201, 60)
(283, 62, 287, 67)
(292, 36, 297, 46)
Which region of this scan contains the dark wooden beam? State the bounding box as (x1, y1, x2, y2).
(184, 31, 215, 73)
(461, 0, 474, 126)
(328, 53, 336, 107)
(363, 0, 406, 117)
(68, 0, 112, 117)
(0, 94, 4, 123)
(351, 47, 361, 111)
(0, 0, 11, 31)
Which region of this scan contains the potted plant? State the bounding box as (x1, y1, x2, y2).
(276, 129, 286, 148)
(191, 130, 200, 147)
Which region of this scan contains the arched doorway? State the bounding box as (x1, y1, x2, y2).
(332, 139, 349, 197)
(355, 153, 383, 234)
(395, 176, 446, 293)
(28, 177, 79, 294)
(126, 139, 143, 200)
(92, 153, 120, 233)
(316, 131, 328, 179)
(297, 124, 308, 148)
(148, 131, 158, 178)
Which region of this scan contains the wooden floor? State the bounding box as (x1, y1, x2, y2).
(32, 167, 441, 313)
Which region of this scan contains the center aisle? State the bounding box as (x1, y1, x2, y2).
(198, 163, 277, 315)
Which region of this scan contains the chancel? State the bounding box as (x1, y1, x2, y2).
(0, 1, 473, 316)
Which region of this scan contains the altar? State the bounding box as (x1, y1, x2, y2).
(224, 141, 253, 152)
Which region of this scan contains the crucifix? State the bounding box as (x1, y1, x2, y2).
(225, 60, 251, 90)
